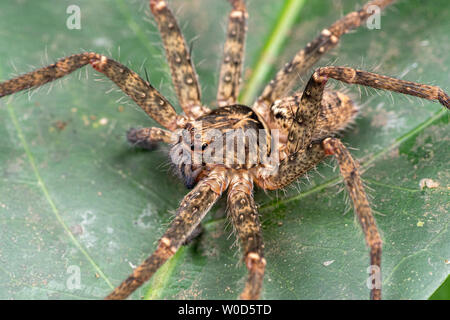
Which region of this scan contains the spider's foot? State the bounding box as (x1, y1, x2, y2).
(127, 128, 159, 150)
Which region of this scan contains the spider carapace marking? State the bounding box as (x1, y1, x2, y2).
(0, 0, 448, 300)
(170, 104, 272, 189)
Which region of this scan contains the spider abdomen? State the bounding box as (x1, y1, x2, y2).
(267, 90, 358, 144)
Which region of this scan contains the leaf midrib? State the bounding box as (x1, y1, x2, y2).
(6, 104, 114, 291)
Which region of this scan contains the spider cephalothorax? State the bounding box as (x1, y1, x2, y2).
(0, 0, 448, 300)
(170, 104, 272, 188)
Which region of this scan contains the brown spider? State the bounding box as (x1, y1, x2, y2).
(0, 0, 448, 300)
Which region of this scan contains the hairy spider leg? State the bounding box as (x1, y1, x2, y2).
(227, 173, 265, 300)
(217, 0, 248, 107)
(252, 141, 326, 190)
(150, 0, 210, 119)
(315, 67, 449, 109)
(267, 90, 358, 143)
(253, 0, 396, 120)
(322, 137, 382, 300)
(127, 127, 174, 150)
(256, 66, 449, 299)
(0, 53, 183, 131)
(106, 167, 230, 299)
(276, 66, 449, 159)
(254, 137, 382, 299)
(286, 75, 327, 154)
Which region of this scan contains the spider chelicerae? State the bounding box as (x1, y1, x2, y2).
(0, 0, 448, 300)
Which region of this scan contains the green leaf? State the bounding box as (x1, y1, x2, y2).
(0, 0, 448, 300)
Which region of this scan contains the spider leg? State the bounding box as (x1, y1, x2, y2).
(312, 90, 358, 140)
(106, 167, 230, 299)
(285, 75, 328, 154)
(255, 66, 448, 299)
(253, 0, 395, 118)
(268, 90, 358, 143)
(0, 53, 183, 130)
(253, 141, 326, 190)
(281, 66, 448, 156)
(217, 0, 248, 107)
(322, 137, 382, 300)
(227, 173, 265, 300)
(314, 66, 449, 108)
(150, 0, 210, 119)
(256, 65, 448, 187)
(127, 127, 174, 150)
(253, 138, 383, 299)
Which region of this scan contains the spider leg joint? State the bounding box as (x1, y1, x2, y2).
(159, 237, 177, 255)
(90, 55, 108, 72)
(312, 71, 328, 85)
(246, 252, 267, 270)
(322, 137, 336, 156)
